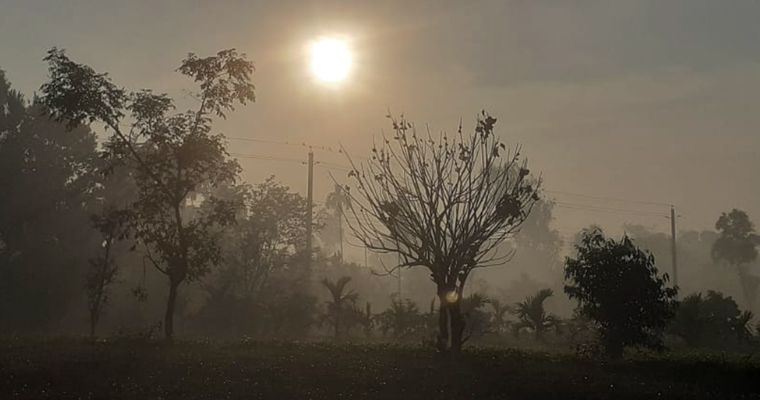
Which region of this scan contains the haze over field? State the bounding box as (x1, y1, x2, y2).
(1, 0, 759, 243)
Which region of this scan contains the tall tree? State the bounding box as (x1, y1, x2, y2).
(343, 112, 539, 353)
(711, 209, 760, 311)
(323, 184, 351, 260)
(1, 71, 101, 332)
(565, 228, 678, 358)
(215, 177, 309, 299)
(41, 48, 255, 340)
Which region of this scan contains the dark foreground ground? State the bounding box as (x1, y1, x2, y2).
(1, 339, 759, 399)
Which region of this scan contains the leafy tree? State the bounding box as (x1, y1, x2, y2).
(344, 112, 539, 353)
(670, 290, 754, 348)
(41, 48, 255, 340)
(321, 276, 361, 339)
(712, 209, 760, 310)
(564, 228, 678, 358)
(1, 71, 101, 332)
(216, 178, 309, 299)
(512, 288, 559, 339)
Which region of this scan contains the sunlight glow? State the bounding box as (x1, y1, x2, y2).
(309, 37, 352, 84)
(445, 291, 459, 304)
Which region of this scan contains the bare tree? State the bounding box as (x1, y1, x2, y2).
(342, 112, 539, 352)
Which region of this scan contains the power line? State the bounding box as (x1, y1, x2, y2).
(545, 189, 672, 208)
(227, 136, 349, 156)
(229, 152, 672, 218)
(554, 202, 669, 218)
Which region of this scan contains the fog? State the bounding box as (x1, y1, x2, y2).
(1, 2, 759, 398)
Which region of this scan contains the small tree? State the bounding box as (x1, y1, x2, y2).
(85, 208, 128, 338)
(564, 228, 678, 358)
(42, 48, 254, 340)
(712, 209, 760, 311)
(343, 112, 539, 353)
(512, 288, 559, 339)
(321, 276, 360, 339)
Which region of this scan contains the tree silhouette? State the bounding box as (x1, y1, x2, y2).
(324, 184, 351, 260)
(565, 228, 678, 358)
(41, 48, 255, 340)
(512, 288, 559, 339)
(85, 208, 129, 338)
(343, 112, 539, 353)
(218, 178, 309, 299)
(1, 71, 101, 332)
(670, 290, 754, 348)
(711, 209, 760, 311)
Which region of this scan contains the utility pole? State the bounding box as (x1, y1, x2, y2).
(306, 150, 314, 270)
(670, 205, 678, 288)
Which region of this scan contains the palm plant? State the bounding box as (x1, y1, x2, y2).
(488, 299, 512, 335)
(377, 296, 425, 340)
(321, 276, 360, 339)
(512, 288, 559, 339)
(461, 293, 491, 341)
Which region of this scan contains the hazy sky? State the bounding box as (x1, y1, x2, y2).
(1, 0, 759, 240)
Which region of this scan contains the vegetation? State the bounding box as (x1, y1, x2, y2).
(565, 228, 679, 358)
(512, 288, 559, 339)
(343, 113, 539, 352)
(712, 209, 760, 311)
(41, 48, 255, 340)
(1, 339, 759, 399)
(670, 290, 754, 348)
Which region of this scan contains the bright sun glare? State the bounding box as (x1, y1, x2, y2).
(310, 37, 352, 84)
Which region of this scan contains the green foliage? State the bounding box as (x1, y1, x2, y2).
(215, 178, 309, 298)
(712, 209, 759, 267)
(376, 296, 426, 340)
(461, 293, 492, 340)
(512, 288, 560, 339)
(670, 291, 755, 348)
(0, 71, 101, 332)
(40, 48, 255, 339)
(712, 209, 760, 309)
(321, 276, 363, 339)
(564, 228, 678, 357)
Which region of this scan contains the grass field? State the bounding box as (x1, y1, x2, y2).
(1, 339, 759, 399)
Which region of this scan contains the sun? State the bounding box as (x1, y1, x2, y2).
(309, 37, 352, 84)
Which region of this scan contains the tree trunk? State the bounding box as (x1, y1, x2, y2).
(449, 298, 465, 353)
(436, 293, 450, 352)
(89, 311, 98, 339)
(164, 279, 180, 341)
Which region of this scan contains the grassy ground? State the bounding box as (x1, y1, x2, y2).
(1, 339, 759, 399)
